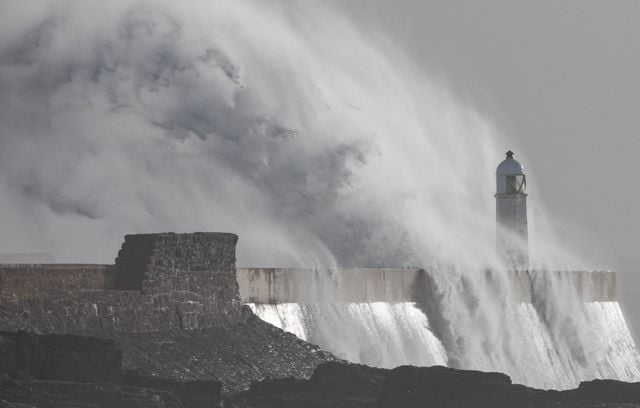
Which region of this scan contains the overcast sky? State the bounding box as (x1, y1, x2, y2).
(336, 0, 640, 333)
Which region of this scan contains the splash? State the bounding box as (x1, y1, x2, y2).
(249, 302, 448, 368)
(1, 0, 520, 269)
(250, 299, 640, 389)
(242, 266, 640, 388)
(1, 0, 636, 389)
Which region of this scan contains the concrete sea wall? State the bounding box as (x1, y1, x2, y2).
(237, 267, 616, 304)
(241, 268, 638, 390)
(1, 263, 617, 320)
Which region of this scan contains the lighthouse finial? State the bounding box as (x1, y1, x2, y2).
(506, 150, 514, 159)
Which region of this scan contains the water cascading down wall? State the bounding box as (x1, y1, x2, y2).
(237, 267, 640, 390)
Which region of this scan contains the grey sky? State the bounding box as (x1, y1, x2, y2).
(336, 0, 640, 334)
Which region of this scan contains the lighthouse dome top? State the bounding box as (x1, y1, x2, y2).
(496, 150, 525, 176)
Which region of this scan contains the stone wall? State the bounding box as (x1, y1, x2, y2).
(0, 233, 339, 394)
(118, 233, 239, 301)
(1, 290, 204, 333)
(237, 267, 617, 304)
(0, 232, 241, 334)
(0, 264, 116, 296)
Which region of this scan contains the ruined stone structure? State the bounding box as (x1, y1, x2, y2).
(0, 233, 336, 393)
(0, 233, 240, 333)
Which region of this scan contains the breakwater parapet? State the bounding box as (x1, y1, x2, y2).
(239, 266, 637, 390)
(0, 232, 636, 392)
(237, 267, 616, 304)
(0, 233, 240, 333)
(0, 233, 337, 393)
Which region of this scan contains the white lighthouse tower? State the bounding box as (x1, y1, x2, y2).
(495, 150, 528, 270)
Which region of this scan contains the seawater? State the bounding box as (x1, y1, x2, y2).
(248, 300, 640, 389)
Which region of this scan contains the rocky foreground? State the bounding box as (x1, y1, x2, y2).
(2, 330, 640, 408)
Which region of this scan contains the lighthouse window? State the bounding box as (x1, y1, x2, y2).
(506, 175, 526, 194)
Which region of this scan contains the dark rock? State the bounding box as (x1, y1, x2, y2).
(563, 379, 640, 405)
(228, 362, 640, 408)
(126, 370, 222, 408)
(0, 330, 122, 384)
(0, 380, 181, 408)
(0, 315, 336, 395)
(0, 330, 225, 407)
(113, 310, 336, 394)
(308, 362, 387, 400)
(231, 362, 384, 408)
(2, 331, 640, 408)
(376, 365, 543, 407)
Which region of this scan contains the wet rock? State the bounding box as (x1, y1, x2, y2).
(125, 370, 222, 408)
(229, 362, 640, 408)
(562, 379, 640, 405)
(0, 330, 122, 383)
(0, 380, 181, 408)
(114, 310, 336, 394)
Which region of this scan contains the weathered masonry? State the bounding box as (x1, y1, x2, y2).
(0, 232, 241, 333)
(1, 257, 616, 331)
(0, 232, 336, 393)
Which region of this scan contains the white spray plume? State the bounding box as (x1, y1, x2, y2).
(0, 0, 569, 270)
(2, 0, 638, 390)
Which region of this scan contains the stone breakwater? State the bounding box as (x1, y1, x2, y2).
(0, 233, 337, 393)
(0, 252, 617, 331)
(1, 233, 241, 333)
(0, 231, 636, 400)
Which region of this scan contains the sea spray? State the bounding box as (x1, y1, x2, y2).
(0, 0, 508, 268)
(249, 302, 448, 368)
(246, 265, 640, 389)
(250, 297, 640, 389)
(1, 0, 638, 390)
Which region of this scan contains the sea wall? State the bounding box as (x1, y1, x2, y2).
(0, 232, 631, 393)
(0, 264, 117, 296)
(115, 233, 238, 296)
(237, 267, 616, 303)
(0, 260, 617, 334)
(0, 232, 241, 333)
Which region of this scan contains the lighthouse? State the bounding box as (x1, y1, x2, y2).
(495, 150, 529, 270)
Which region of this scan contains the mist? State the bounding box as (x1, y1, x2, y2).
(2, 0, 639, 391)
(0, 1, 510, 266)
(0, 0, 583, 273)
